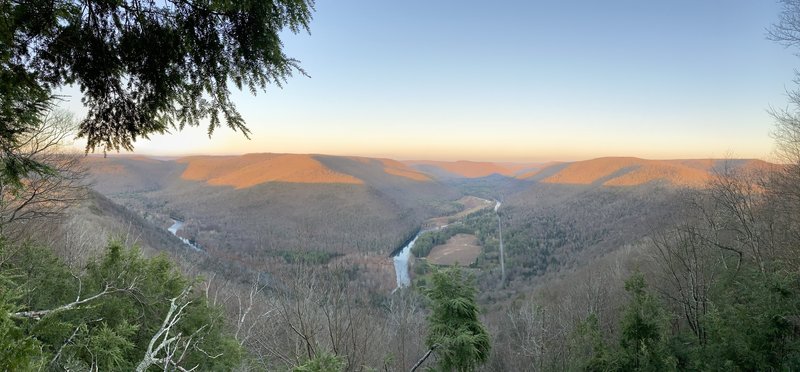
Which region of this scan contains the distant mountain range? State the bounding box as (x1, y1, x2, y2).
(408, 157, 773, 187)
(87, 153, 773, 190)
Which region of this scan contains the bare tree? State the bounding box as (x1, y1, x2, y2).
(652, 226, 716, 344)
(385, 290, 426, 371)
(243, 264, 401, 371)
(769, 0, 800, 251)
(0, 109, 88, 236)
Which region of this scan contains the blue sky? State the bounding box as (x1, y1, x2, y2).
(62, 0, 797, 161)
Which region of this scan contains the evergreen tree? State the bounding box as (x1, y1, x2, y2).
(0, 239, 243, 370)
(585, 273, 677, 372)
(1, 0, 314, 183)
(615, 274, 676, 371)
(697, 268, 800, 370)
(293, 352, 346, 372)
(423, 267, 490, 372)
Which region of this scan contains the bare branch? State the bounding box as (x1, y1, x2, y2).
(136, 286, 214, 372)
(12, 283, 132, 320)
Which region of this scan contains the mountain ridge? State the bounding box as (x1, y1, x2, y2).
(87, 153, 775, 190)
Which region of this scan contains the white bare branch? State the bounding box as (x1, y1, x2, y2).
(135, 286, 214, 372)
(12, 281, 134, 320)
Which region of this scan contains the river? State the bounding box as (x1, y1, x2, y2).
(167, 219, 203, 252)
(392, 231, 422, 290)
(392, 226, 443, 290)
(391, 199, 501, 290)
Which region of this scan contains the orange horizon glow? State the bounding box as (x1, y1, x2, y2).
(70, 117, 777, 164)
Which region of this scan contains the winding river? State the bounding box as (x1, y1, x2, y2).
(164, 198, 498, 289)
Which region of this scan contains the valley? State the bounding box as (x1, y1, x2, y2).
(83, 153, 770, 296)
(5, 3, 796, 370)
(30, 151, 790, 370)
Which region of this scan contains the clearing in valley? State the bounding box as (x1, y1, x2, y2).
(427, 233, 481, 266)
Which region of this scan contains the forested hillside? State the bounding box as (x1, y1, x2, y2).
(84, 154, 460, 284)
(74, 150, 794, 371)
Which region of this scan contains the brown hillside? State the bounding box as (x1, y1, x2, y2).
(531, 157, 773, 187)
(514, 162, 564, 179)
(379, 159, 431, 181)
(538, 157, 644, 185)
(604, 161, 710, 187)
(347, 157, 431, 181)
(83, 157, 126, 175)
(178, 153, 363, 188)
(406, 160, 528, 178)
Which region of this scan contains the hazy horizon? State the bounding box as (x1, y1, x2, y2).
(89, 149, 774, 165)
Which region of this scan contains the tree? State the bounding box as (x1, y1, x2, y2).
(292, 352, 345, 372)
(420, 267, 490, 372)
(615, 274, 676, 371)
(0, 109, 87, 235)
(0, 239, 243, 370)
(1, 0, 314, 182)
(698, 268, 800, 370)
(769, 0, 800, 251)
(585, 273, 677, 372)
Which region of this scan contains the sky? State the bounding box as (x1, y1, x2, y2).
(61, 0, 798, 162)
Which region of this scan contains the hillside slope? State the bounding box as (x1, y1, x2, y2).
(406, 160, 545, 178)
(178, 153, 364, 188)
(525, 157, 772, 187)
(86, 153, 461, 273)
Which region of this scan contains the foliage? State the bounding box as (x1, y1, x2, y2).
(583, 273, 676, 371)
(572, 314, 609, 371)
(0, 276, 44, 370)
(1, 0, 314, 163)
(0, 239, 243, 370)
(616, 274, 676, 371)
(292, 352, 346, 372)
(581, 266, 800, 372)
(694, 268, 800, 370)
(423, 267, 490, 371)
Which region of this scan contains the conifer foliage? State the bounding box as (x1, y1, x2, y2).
(1, 0, 314, 183)
(423, 267, 491, 371)
(0, 240, 242, 370)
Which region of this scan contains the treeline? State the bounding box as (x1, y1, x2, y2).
(411, 225, 473, 257)
(448, 202, 611, 283)
(486, 162, 800, 370)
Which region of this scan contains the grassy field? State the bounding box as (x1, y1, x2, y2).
(427, 233, 481, 266)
